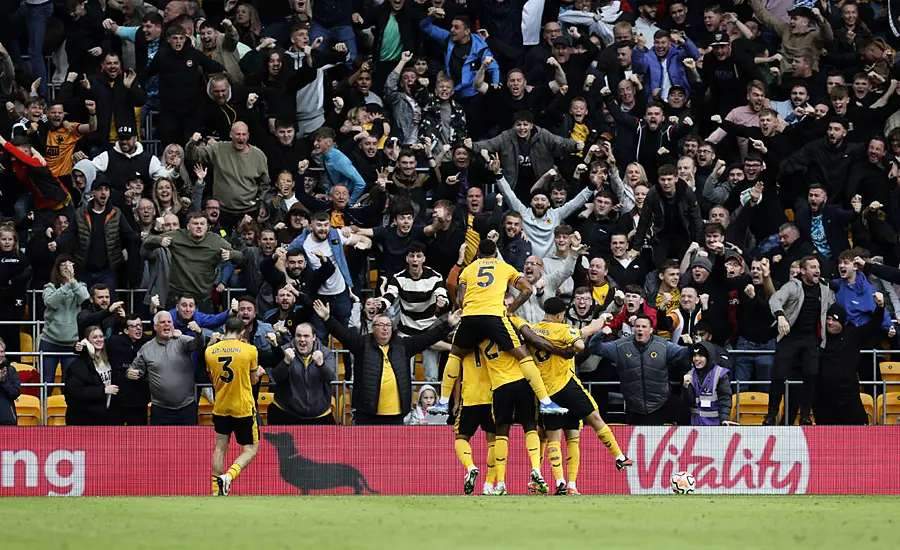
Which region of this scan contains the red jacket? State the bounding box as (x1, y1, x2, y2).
(607, 302, 658, 332)
(4, 142, 71, 210)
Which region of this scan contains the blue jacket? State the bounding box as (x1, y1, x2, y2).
(0, 363, 21, 425)
(632, 39, 700, 99)
(319, 147, 366, 205)
(169, 308, 229, 336)
(419, 18, 499, 98)
(287, 228, 353, 291)
(833, 273, 892, 333)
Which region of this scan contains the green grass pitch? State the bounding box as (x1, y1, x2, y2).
(6, 496, 899, 549)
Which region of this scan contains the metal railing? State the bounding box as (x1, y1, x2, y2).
(12, 349, 900, 426)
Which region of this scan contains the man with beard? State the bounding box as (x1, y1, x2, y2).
(780, 119, 865, 201)
(706, 80, 770, 160)
(766, 256, 837, 426)
(632, 0, 663, 45)
(584, 256, 620, 310)
(815, 300, 881, 425)
(73, 52, 145, 149)
(262, 247, 333, 314)
(433, 144, 495, 209)
(103, 12, 163, 115)
(43, 99, 96, 179)
(724, 257, 777, 391)
(187, 124, 270, 232)
(228, 227, 279, 313)
(793, 184, 862, 277)
(236, 296, 281, 378)
(632, 30, 699, 103)
(846, 136, 892, 207)
(90, 127, 170, 195)
(495, 211, 531, 272)
(771, 82, 813, 124)
(349, 134, 388, 189)
(140, 25, 225, 146)
(698, 32, 763, 116)
(607, 233, 651, 289)
(264, 284, 314, 345)
(490, 151, 595, 258)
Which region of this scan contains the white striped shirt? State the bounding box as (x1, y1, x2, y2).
(384, 267, 447, 335)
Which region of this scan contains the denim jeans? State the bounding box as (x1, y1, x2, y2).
(8, 1, 54, 98)
(40, 339, 77, 385)
(308, 23, 357, 63)
(312, 288, 352, 342)
(733, 336, 776, 393)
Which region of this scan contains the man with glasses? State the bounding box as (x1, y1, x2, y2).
(107, 314, 153, 425)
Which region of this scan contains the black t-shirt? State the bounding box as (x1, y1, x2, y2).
(372, 225, 427, 275)
(486, 84, 552, 130)
(515, 138, 536, 202)
(663, 195, 687, 235)
(794, 282, 821, 336)
(448, 40, 472, 86)
(85, 209, 110, 272)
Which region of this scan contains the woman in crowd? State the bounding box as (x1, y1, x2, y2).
(41, 254, 88, 384)
(65, 325, 118, 426)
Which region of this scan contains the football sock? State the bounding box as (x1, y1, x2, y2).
(566, 437, 581, 484)
(525, 430, 542, 470)
(596, 425, 624, 460)
(539, 440, 547, 464)
(518, 356, 550, 402)
(486, 440, 496, 484)
(547, 441, 564, 484)
(454, 439, 474, 469)
(226, 463, 243, 481)
(211, 476, 219, 496)
(439, 354, 462, 402)
(494, 436, 509, 483)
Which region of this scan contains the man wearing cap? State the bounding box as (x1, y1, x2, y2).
(632, 29, 699, 102)
(483, 134, 594, 258)
(60, 177, 140, 294)
(745, 0, 833, 74)
(698, 32, 763, 116)
(766, 255, 837, 425)
(816, 298, 881, 425)
(90, 127, 171, 192)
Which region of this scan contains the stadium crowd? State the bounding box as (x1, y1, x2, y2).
(1, 0, 900, 428)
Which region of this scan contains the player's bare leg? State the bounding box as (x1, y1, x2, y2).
(584, 410, 633, 470)
(217, 443, 260, 496)
(212, 434, 230, 496)
(509, 346, 568, 416)
(564, 428, 581, 494)
(430, 344, 471, 415)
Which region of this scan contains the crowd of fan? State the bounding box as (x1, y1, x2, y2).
(1, 0, 900, 427)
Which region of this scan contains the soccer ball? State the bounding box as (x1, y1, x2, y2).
(671, 472, 695, 494)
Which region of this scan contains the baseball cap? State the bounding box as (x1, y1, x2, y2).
(723, 249, 743, 264)
(551, 36, 570, 47)
(117, 125, 135, 139)
(827, 304, 847, 326)
(710, 32, 729, 46)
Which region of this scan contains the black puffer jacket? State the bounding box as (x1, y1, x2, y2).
(632, 180, 703, 250)
(325, 316, 452, 416)
(65, 351, 111, 426)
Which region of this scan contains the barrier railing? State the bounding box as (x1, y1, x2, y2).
(12, 349, 900, 426)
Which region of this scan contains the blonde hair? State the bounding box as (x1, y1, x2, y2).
(152, 178, 184, 215)
(625, 162, 649, 186)
(0, 222, 18, 251)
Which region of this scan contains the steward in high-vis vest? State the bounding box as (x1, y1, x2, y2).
(681, 341, 732, 426)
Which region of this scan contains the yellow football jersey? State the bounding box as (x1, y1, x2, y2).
(205, 339, 258, 418)
(461, 344, 494, 406)
(528, 321, 582, 395)
(459, 257, 522, 317)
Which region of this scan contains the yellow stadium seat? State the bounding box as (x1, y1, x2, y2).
(875, 392, 900, 425)
(12, 362, 34, 373)
(198, 394, 214, 425)
(879, 362, 900, 382)
(15, 395, 41, 425)
(51, 364, 62, 396)
(784, 209, 794, 221)
(413, 354, 424, 381)
(731, 392, 769, 425)
(369, 269, 379, 288)
(19, 332, 33, 364)
(860, 393, 875, 425)
(46, 395, 67, 426)
(331, 395, 339, 423)
(257, 392, 273, 425)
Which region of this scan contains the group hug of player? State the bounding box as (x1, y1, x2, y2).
(427, 238, 632, 496)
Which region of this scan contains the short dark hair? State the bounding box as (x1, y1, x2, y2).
(513, 110, 534, 124)
(224, 315, 245, 335)
(624, 284, 644, 297)
(143, 12, 163, 25)
(704, 222, 726, 236)
(659, 259, 680, 272)
(799, 255, 819, 269)
(658, 164, 678, 177)
(392, 203, 415, 219)
(554, 224, 573, 237)
(90, 283, 109, 296)
(478, 239, 497, 257)
(633, 313, 654, 326)
(574, 286, 592, 296)
(408, 242, 426, 254)
(310, 211, 331, 223)
(543, 297, 567, 315)
(653, 30, 671, 40)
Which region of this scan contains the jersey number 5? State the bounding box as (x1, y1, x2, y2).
(218, 356, 235, 383)
(476, 265, 495, 288)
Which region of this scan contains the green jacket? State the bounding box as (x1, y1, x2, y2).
(142, 229, 243, 301)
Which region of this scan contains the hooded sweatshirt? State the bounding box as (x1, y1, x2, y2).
(403, 384, 444, 425)
(72, 159, 97, 206)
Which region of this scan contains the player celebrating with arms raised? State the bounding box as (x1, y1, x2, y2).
(205, 316, 266, 496)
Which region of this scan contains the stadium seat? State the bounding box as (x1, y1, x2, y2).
(860, 393, 875, 425)
(15, 395, 41, 426)
(875, 393, 900, 425)
(46, 395, 67, 426)
(879, 362, 900, 382)
(12, 362, 33, 372)
(51, 364, 62, 396)
(731, 392, 769, 425)
(413, 354, 424, 381)
(198, 395, 214, 425)
(258, 392, 273, 425)
(19, 332, 34, 364)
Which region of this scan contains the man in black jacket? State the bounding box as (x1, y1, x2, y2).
(140, 25, 225, 146)
(779, 118, 864, 202)
(313, 298, 459, 425)
(77, 284, 126, 338)
(107, 314, 152, 425)
(632, 164, 703, 265)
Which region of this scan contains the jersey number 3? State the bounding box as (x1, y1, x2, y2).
(476, 265, 495, 288)
(218, 356, 235, 384)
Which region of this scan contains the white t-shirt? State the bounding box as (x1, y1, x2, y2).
(303, 232, 351, 295)
(282, 195, 299, 210)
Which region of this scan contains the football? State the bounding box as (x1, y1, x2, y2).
(671, 472, 696, 494)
